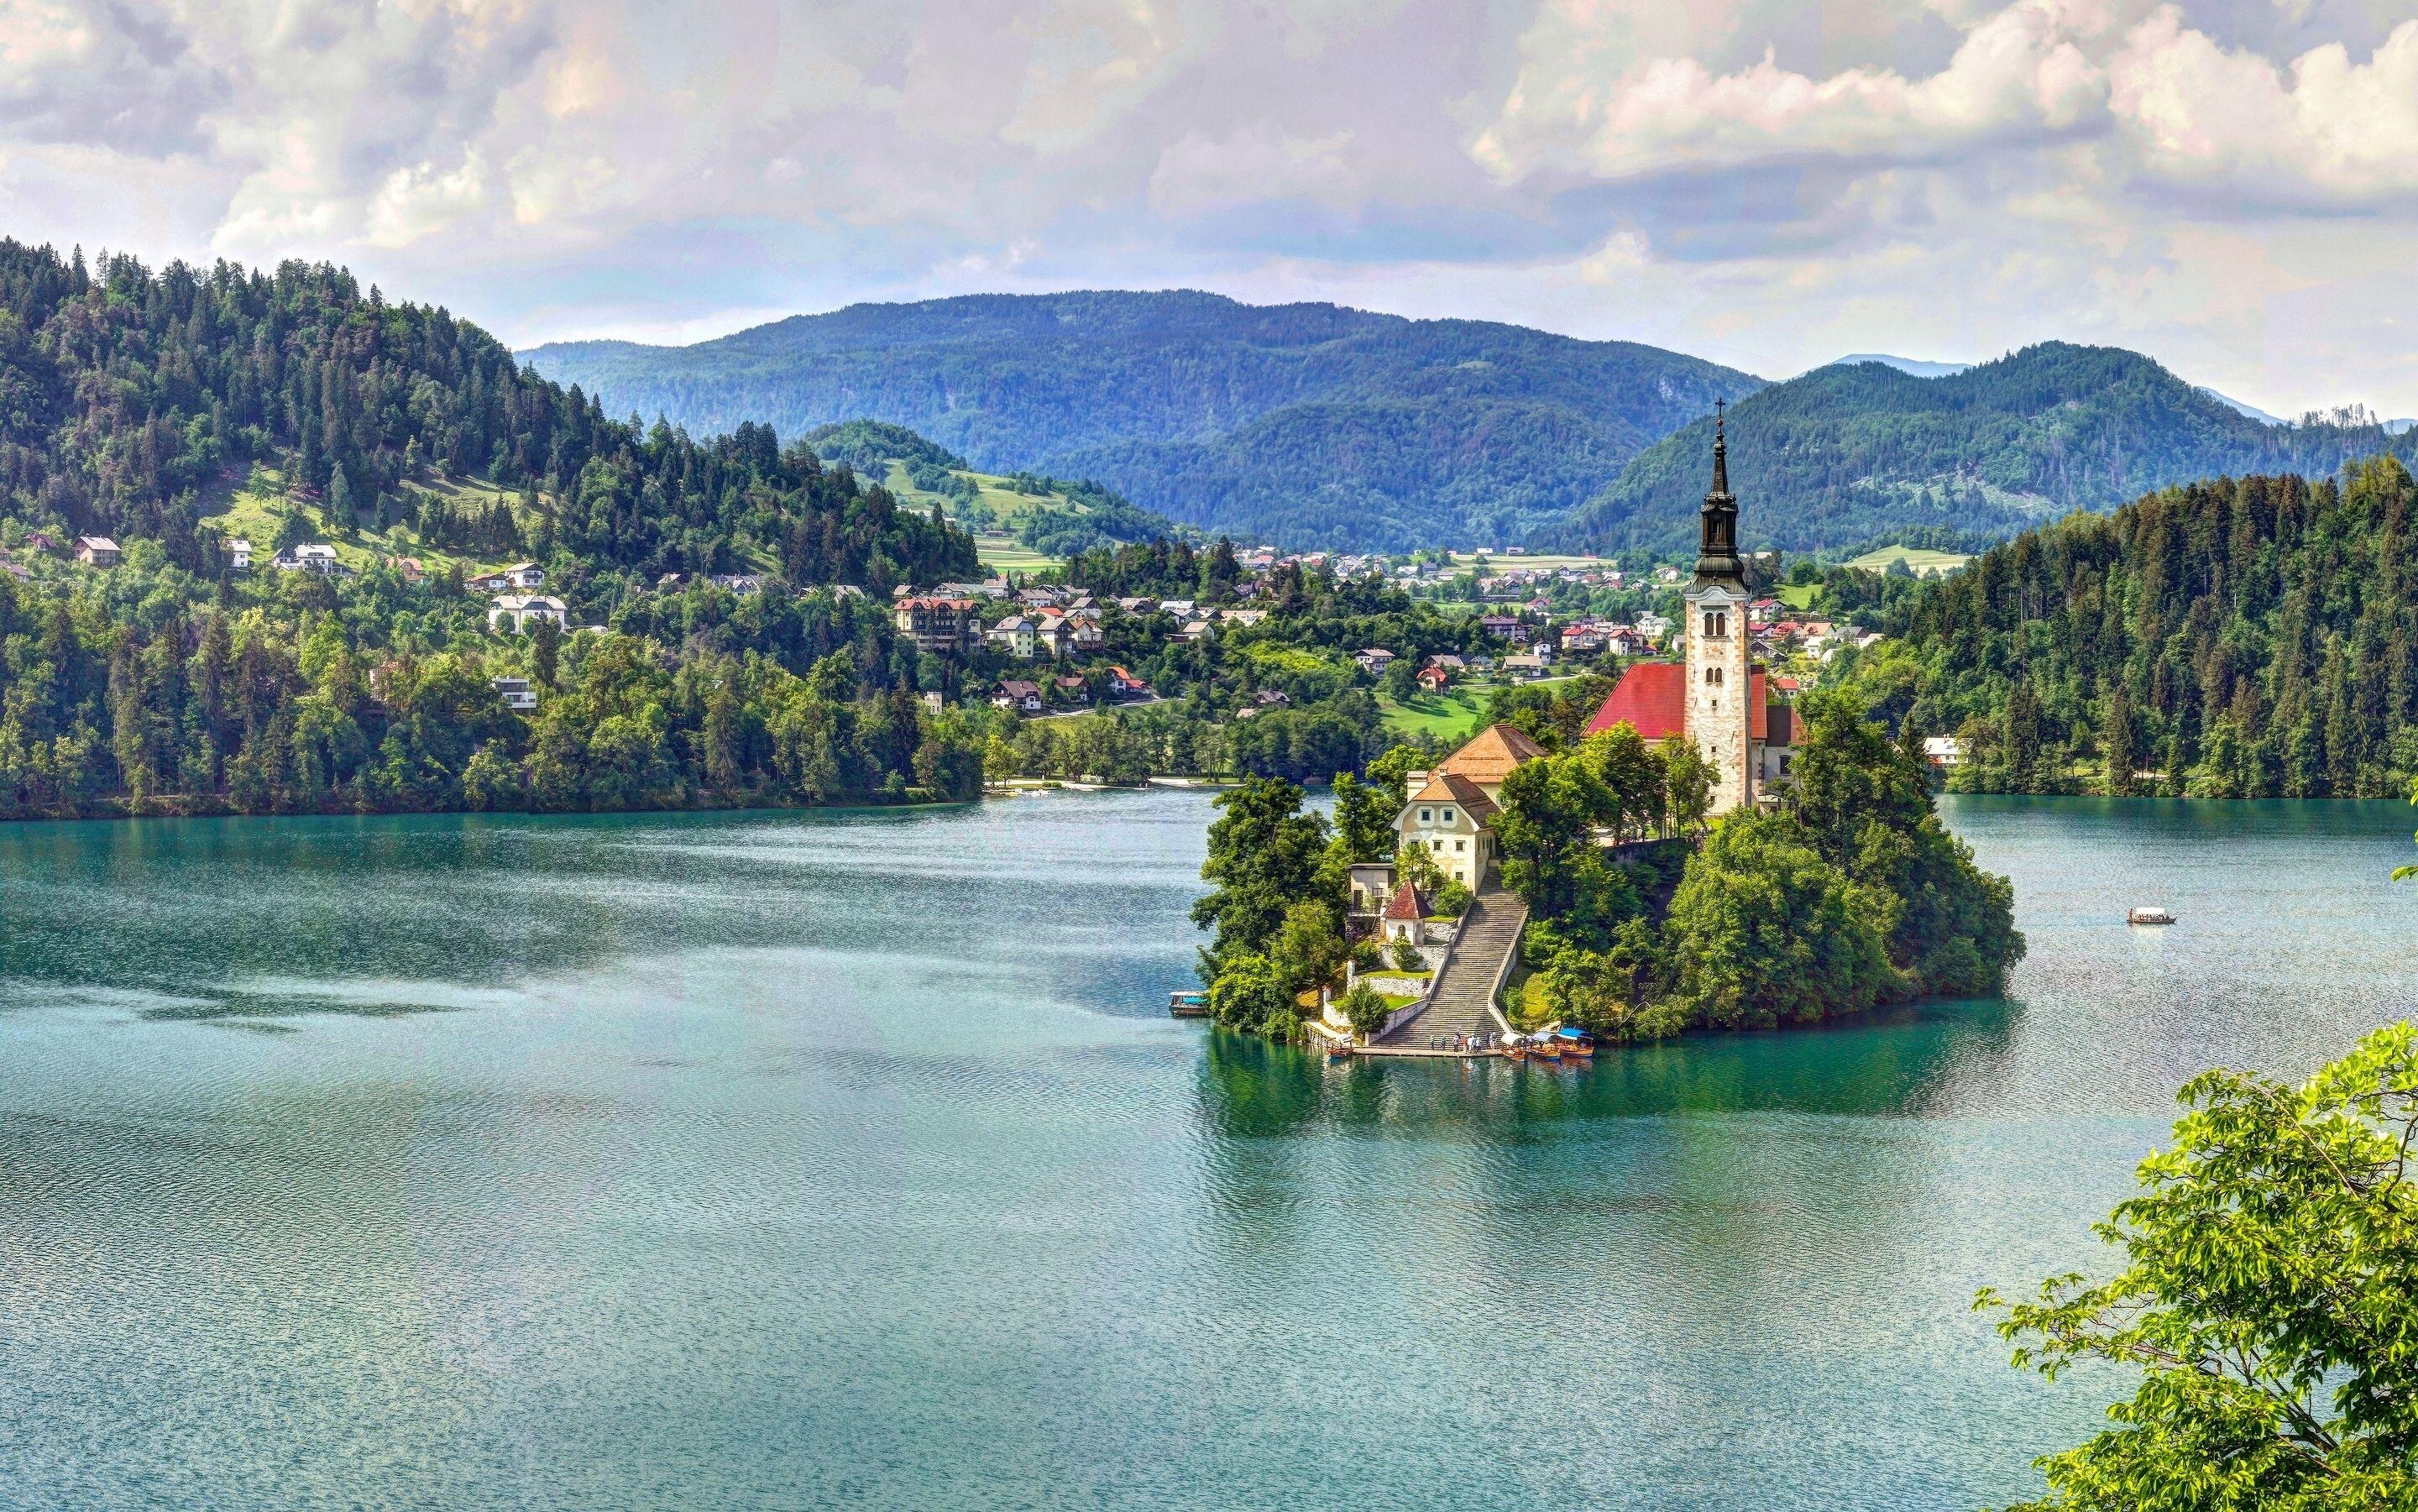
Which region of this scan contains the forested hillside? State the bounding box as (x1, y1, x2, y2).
(1846, 457, 2418, 798)
(521, 290, 1761, 551)
(0, 238, 994, 819)
(0, 240, 974, 589)
(803, 418, 1176, 558)
(1550, 343, 2415, 555)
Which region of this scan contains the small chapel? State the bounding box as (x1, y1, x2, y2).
(1583, 406, 1793, 815)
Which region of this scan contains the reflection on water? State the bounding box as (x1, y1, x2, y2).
(1, 790, 2413, 1510)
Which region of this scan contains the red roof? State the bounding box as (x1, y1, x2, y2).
(1382, 881, 1429, 922)
(1584, 662, 1771, 742)
(1585, 662, 1686, 740)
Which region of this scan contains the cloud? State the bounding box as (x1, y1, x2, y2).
(0, 0, 2414, 421)
(1477, 0, 2418, 211)
(1475, 0, 2117, 180)
(2111, 10, 2418, 202)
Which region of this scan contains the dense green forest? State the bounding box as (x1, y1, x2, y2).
(1503, 688, 2021, 1040)
(522, 290, 1760, 550)
(1849, 457, 2418, 798)
(0, 238, 1006, 817)
(0, 547, 987, 818)
(1549, 343, 2417, 556)
(0, 239, 974, 589)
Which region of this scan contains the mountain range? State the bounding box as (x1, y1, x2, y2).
(1548, 343, 2418, 555)
(524, 293, 2418, 557)
(521, 291, 1756, 552)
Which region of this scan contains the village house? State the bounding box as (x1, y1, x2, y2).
(274, 543, 344, 576)
(1923, 735, 1969, 769)
(1176, 619, 1214, 645)
(1501, 651, 1552, 681)
(228, 538, 254, 572)
(468, 562, 546, 593)
(1104, 666, 1150, 700)
(992, 680, 1044, 715)
(1354, 647, 1395, 673)
(1395, 773, 1498, 890)
(385, 556, 425, 583)
(1416, 664, 1450, 692)
(76, 536, 120, 567)
(988, 615, 1039, 659)
(490, 676, 538, 713)
(1346, 862, 1398, 923)
(489, 594, 568, 633)
(1236, 688, 1290, 719)
(894, 595, 977, 655)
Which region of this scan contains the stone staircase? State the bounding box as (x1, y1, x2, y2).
(1375, 885, 1528, 1047)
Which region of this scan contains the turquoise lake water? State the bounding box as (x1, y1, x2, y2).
(3, 792, 2415, 1509)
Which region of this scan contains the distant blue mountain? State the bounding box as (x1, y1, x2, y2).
(1825, 353, 1973, 379)
(521, 290, 1761, 552)
(2193, 387, 2285, 426)
(1547, 342, 2418, 555)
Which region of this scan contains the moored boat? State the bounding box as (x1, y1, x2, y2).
(1169, 989, 1209, 1018)
(1553, 1027, 1596, 1059)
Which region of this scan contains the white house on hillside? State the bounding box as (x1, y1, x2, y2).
(489, 594, 568, 633)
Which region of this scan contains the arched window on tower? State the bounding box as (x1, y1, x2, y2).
(1703, 610, 1727, 639)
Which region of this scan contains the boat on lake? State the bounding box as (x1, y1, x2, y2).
(2128, 907, 2177, 926)
(1553, 1028, 1596, 1059)
(1169, 989, 1209, 1018)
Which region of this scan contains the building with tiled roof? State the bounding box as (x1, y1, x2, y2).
(1574, 407, 1794, 814)
(1583, 660, 1793, 793)
(1393, 766, 1505, 890)
(1432, 722, 1546, 803)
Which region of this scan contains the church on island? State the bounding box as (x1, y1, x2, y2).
(1385, 411, 1794, 897)
(1585, 405, 1792, 815)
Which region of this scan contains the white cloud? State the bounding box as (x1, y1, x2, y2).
(0, 0, 2414, 421)
(2111, 10, 2418, 201)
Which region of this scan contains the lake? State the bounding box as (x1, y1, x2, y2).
(3, 792, 2414, 1509)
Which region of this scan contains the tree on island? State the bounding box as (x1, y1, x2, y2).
(1514, 688, 2022, 1040)
(1980, 1023, 2418, 1510)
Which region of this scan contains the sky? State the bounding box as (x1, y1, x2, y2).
(8, 0, 2418, 416)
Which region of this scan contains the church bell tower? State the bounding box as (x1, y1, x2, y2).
(1684, 401, 1753, 814)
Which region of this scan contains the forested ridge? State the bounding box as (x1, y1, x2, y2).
(0, 238, 1002, 819)
(0, 238, 974, 589)
(1549, 343, 2417, 557)
(1850, 456, 2418, 798)
(523, 290, 1761, 551)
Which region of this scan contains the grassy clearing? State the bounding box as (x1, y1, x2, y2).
(1842, 546, 1972, 578)
(976, 539, 1060, 574)
(1442, 551, 1617, 573)
(198, 466, 550, 578)
(1379, 683, 1497, 743)
(1777, 583, 1825, 611)
(878, 462, 1071, 575)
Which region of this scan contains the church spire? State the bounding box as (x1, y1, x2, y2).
(1695, 399, 1744, 583)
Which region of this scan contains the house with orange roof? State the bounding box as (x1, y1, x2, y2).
(1393, 769, 1503, 890)
(1428, 721, 1547, 803)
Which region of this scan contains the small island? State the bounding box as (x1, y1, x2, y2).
(1192, 419, 2024, 1050)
